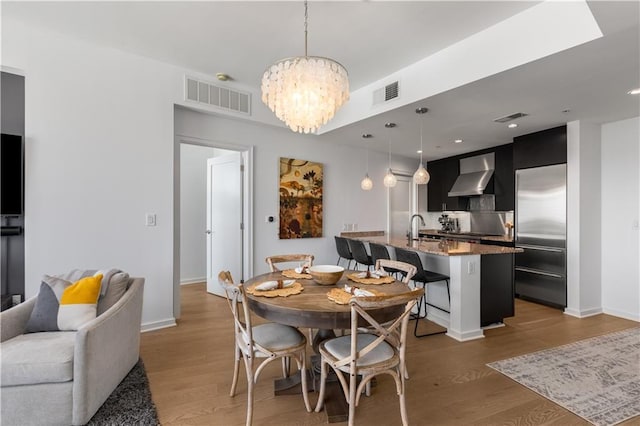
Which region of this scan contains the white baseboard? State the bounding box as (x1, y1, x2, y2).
(602, 307, 640, 322)
(141, 318, 177, 332)
(180, 277, 205, 286)
(563, 306, 603, 318)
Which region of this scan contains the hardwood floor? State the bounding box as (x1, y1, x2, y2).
(141, 283, 638, 425)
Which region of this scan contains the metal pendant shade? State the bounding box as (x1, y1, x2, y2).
(261, 1, 349, 134)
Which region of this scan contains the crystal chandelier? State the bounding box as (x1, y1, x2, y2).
(383, 123, 397, 188)
(361, 133, 373, 191)
(261, 1, 349, 134)
(413, 107, 430, 184)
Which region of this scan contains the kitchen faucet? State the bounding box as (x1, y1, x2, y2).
(408, 214, 426, 245)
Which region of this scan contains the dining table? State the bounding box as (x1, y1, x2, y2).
(244, 269, 411, 423)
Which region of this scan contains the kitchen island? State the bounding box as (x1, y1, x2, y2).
(351, 236, 522, 341)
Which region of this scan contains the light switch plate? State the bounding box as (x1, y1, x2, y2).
(145, 213, 156, 226)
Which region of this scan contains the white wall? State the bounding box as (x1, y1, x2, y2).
(175, 107, 416, 274)
(566, 120, 603, 317)
(4, 16, 416, 328)
(179, 144, 216, 284)
(601, 116, 640, 321)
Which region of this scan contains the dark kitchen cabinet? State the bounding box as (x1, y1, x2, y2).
(493, 143, 514, 211)
(514, 125, 567, 170)
(427, 157, 466, 211)
(481, 253, 515, 326)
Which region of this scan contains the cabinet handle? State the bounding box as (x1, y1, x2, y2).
(515, 266, 563, 279)
(516, 244, 564, 253)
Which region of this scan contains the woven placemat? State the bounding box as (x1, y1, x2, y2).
(327, 287, 385, 305)
(282, 269, 312, 279)
(347, 273, 395, 285)
(246, 281, 304, 297)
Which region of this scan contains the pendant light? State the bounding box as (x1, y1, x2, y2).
(361, 133, 373, 191)
(383, 123, 397, 188)
(413, 107, 430, 184)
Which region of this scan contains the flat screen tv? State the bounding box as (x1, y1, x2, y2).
(1, 133, 24, 216)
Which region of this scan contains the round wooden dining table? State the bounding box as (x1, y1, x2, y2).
(244, 270, 412, 423)
(244, 270, 411, 332)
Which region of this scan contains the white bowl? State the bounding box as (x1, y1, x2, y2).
(308, 265, 345, 285)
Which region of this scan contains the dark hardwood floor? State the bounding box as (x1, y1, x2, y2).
(140, 283, 638, 425)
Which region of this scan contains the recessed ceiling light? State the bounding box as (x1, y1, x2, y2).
(628, 88, 640, 95)
(216, 73, 230, 81)
(508, 123, 518, 129)
(362, 133, 372, 138)
(417, 150, 423, 154)
(454, 139, 463, 144)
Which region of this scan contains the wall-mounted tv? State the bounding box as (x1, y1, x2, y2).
(1, 133, 24, 216)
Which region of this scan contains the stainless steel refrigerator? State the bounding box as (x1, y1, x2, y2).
(515, 164, 567, 307)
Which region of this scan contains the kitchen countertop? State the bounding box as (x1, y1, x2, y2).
(353, 235, 522, 256)
(418, 229, 514, 244)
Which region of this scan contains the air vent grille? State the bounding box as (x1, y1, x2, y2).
(373, 81, 400, 105)
(185, 76, 251, 115)
(493, 112, 528, 123)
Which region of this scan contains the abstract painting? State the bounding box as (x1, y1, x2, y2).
(279, 157, 323, 239)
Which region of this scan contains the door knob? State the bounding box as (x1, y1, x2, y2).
(206, 230, 212, 234)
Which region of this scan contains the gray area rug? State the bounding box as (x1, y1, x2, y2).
(487, 327, 640, 426)
(85, 359, 159, 426)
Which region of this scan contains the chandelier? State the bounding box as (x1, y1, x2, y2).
(261, 1, 349, 134)
(413, 107, 430, 184)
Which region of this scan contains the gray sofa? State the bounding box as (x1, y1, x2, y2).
(0, 276, 145, 425)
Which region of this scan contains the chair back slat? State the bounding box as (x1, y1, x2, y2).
(266, 254, 314, 272)
(375, 259, 416, 283)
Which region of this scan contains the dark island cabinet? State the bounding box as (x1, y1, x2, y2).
(493, 143, 514, 211)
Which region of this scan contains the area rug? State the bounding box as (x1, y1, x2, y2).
(85, 359, 159, 425)
(487, 327, 640, 426)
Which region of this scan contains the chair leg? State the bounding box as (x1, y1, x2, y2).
(244, 356, 254, 426)
(230, 345, 240, 397)
(299, 352, 311, 412)
(348, 365, 357, 426)
(314, 359, 328, 412)
(282, 357, 290, 378)
(414, 281, 448, 338)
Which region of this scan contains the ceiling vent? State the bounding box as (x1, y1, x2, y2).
(493, 112, 528, 123)
(373, 81, 399, 105)
(185, 76, 251, 115)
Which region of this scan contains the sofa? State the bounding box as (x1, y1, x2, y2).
(0, 271, 145, 426)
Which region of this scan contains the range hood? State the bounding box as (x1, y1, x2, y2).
(448, 152, 495, 197)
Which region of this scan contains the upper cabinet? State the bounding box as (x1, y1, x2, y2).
(427, 156, 466, 212)
(493, 143, 514, 211)
(513, 125, 567, 170)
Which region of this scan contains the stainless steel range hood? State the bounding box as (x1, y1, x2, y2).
(448, 152, 495, 197)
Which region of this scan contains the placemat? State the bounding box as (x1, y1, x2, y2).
(347, 272, 395, 285)
(282, 269, 312, 279)
(327, 287, 384, 304)
(246, 281, 304, 297)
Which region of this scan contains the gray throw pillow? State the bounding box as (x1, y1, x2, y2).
(97, 272, 130, 315)
(25, 276, 71, 332)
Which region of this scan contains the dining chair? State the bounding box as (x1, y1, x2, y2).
(218, 271, 311, 426)
(265, 254, 314, 272)
(265, 253, 315, 347)
(369, 243, 402, 277)
(394, 248, 451, 338)
(347, 239, 374, 271)
(335, 236, 355, 269)
(314, 288, 424, 426)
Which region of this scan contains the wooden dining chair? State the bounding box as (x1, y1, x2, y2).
(314, 288, 423, 426)
(218, 271, 311, 426)
(265, 254, 314, 272)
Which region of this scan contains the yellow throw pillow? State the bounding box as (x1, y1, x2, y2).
(58, 274, 103, 331)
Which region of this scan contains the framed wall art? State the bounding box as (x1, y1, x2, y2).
(279, 157, 323, 239)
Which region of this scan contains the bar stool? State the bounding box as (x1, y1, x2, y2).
(394, 248, 450, 338)
(369, 242, 401, 278)
(348, 239, 374, 271)
(334, 236, 354, 269)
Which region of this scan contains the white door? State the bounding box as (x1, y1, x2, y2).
(206, 152, 243, 296)
(389, 174, 413, 241)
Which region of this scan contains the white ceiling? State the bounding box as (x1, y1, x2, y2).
(3, 1, 639, 161)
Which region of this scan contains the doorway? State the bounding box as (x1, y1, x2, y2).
(173, 136, 253, 318)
